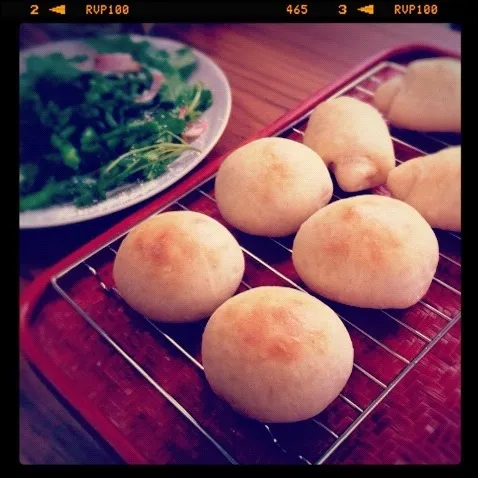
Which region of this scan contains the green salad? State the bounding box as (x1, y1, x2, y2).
(20, 36, 212, 212)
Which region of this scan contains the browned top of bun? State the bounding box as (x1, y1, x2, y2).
(124, 212, 224, 275)
(309, 196, 416, 271)
(257, 147, 295, 202)
(232, 302, 328, 363)
(209, 287, 333, 365)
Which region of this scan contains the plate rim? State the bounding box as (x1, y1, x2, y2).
(19, 34, 232, 229)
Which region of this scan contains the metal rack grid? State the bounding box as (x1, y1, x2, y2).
(47, 59, 461, 465)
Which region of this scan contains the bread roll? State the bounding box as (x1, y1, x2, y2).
(374, 58, 461, 132)
(214, 137, 333, 237)
(202, 286, 353, 423)
(113, 211, 245, 322)
(302, 96, 395, 192)
(387, 146, 461, 232)
(292, 195, 439, 309)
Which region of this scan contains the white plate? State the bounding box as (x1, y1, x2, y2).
(19, 35, 232, 229)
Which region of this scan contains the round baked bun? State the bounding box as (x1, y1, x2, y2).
(215, 137, 333, 237)
(386, 146, 461, 232)
(303, 96, 395, 192)
(113, 211, 245, 322)
(292, 195, 439, 309)
(374, 58, 461, 133)
(202, 286, 354, 423)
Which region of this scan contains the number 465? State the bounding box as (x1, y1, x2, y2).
(287, 5, 308, 14)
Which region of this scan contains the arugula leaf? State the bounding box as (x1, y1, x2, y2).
(163, 115, 187, 136)
(73, 177, 104, 207)
(24, 54, 82, 80)
(59, 125, 77, 140)
(151, 110, 187, 141)
(143, 51, 175, 77)
(198, 89, 213, 110)
(176, 85, 197, 108)
(20, 180, 60, 212)
(19, 176, 101, 210)
(144, 161, 168, 180)
(51, 134, 81, 170)
(160, 75, 190, 104)
(86, 36, 150, 56)
(20, 53, 83, 100)
(80, 127, 101, 154)
(19, 163, 39, 195)
(69, 54, 89, 63)
(169, 47, 197, 80)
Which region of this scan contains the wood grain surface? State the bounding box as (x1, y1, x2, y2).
(19, 23, 461, 465)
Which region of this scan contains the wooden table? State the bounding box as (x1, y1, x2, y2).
(20, 23, 461, 464)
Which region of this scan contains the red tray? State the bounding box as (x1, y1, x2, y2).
(20, 43, 461, 465)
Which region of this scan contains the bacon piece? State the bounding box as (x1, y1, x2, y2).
(94, 53, 141, 73)
(135, 70, 165, 104)
(178, 106, 188, 119)
(182, 118, 208, 141)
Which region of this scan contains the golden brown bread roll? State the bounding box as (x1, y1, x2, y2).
(374, 58, 461, 132)
(302, 96, 395, 192)
(386, 146, 461, 232)
(202, 286, 354, 423)
(214, 137, 333, 237)
(113, 211, 245, 322)
(292, 195, 439, 309)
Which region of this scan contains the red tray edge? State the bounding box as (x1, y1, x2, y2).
(19, 42, 460, 465)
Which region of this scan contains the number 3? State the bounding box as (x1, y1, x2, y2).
(338, 4, 347, 14)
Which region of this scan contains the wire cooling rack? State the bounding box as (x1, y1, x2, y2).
(22, 53, 461, 465)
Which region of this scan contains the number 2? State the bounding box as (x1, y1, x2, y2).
(30, 4, 39, 14)
(338, 4, 347, 14)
